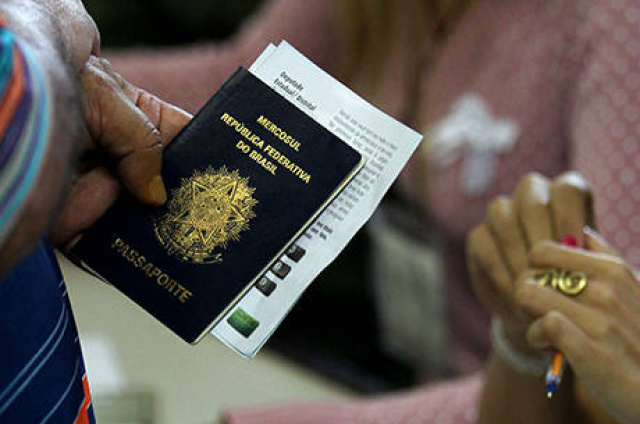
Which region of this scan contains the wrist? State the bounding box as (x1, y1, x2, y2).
(490, 317, 549, 376)
(500, 320, 540, 356)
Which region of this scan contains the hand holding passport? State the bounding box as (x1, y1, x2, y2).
(72, 42, 422, 356)
(52, 56, 192, 252)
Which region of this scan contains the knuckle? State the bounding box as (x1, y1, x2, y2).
(514, 284, 533, 306)
(608, 260, 635, 283)
(86, 54, 101, 69)
(135, 90, 157, 111)
(541, 311, 564, 338)
(529, 241, 554, 262)
(98, 57, 112, 70)
(141, 124, 162, 148)
(594, 318, 617, 340)
(592, 284, 619, 311)
(82, 64, 117, 93)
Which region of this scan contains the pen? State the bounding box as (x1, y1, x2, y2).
(545, 351, 566, 398)
(545, 234, 578, 399)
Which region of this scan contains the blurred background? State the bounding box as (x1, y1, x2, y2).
(84, 0, 264, 47)
(62, 255, 355, 424)
(73, 1, 437, 422)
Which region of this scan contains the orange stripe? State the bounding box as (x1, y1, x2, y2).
(75, 409, 89, 424)
(73, 375, 93, 424)
(551, 352, 563, 375)
(0, 46, 26, 139)
(82, 375, 92, 404)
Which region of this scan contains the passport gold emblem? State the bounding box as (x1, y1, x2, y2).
(154, 166, 258, 264)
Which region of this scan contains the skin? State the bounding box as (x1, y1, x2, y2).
(0, 0, 85, 275)
(0, 0, 191, 277)
(519, 234, 640, 424)
(468, 172, 639, 424)
(468, 172, 594, 353)
(51, 55, 192, 251)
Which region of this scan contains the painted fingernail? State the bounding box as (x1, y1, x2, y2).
(148, 175, 167, 205)
(560, 235, 578, 247)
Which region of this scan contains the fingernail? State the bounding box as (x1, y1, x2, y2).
(148, 175, 167, 205)
(560, 235, 578, 247)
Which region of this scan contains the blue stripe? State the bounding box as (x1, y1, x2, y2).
(40, 359, 81, 424)
(0, 241, 92, 423)
(0, 302, 66, 404)
(0, 29, 14, 99)
(0, 305, 69, 414)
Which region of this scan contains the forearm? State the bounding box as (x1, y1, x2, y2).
(478, 351, 577, 424)
(0, 1, 83, 275)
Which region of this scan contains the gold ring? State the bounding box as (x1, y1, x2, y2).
(532, 269, 587, 296)
(532, 269, 555, 287)
(557, 271, 587, 296)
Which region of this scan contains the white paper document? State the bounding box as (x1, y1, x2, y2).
(211, 41, 423, 358)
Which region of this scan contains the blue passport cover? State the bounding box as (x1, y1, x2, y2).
(72, 68, 363, 343)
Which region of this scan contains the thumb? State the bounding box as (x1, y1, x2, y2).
(82, 56, 167, 205)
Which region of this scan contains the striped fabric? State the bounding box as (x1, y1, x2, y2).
(0, 17, 50, 245)
(0, 241, 97, 423)
(0, 18, 95, 424)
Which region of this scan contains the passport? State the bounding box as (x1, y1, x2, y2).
(72, 68, 364, 344)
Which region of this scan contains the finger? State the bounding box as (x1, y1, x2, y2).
(82, 57, 167, 206)
(98, 58, 192, 144)
(467, 248, 513, 317)
(486, 196, 528, 276)
(521, 265, 631, 319)
(550, 172, 594, 246)
(51, 167, 121, 250)
(467, 224, 514, 302)
(581, 229, 640, 298)
(529, 241, 632, 283)
(526, 311, 599, 370)
(583, 227, 621, 257)
(123, 85, 191, 144)
(515, 281, 610, 337)
(514, 173, 554, 247)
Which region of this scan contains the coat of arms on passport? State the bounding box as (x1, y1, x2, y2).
(153, 166, 258, 265)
